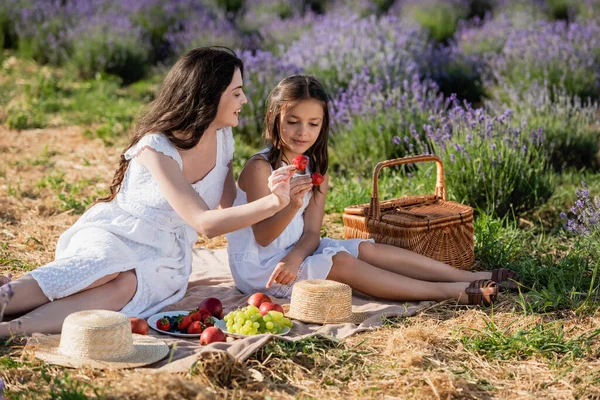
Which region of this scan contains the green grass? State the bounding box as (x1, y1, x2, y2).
(7, 370, 107, 400)
(0, 54, 155, 143)
(0, 243, 36, 274)
(0, 356, 26, 369)
(246, 335, 374, 388)
(460, 316, 600, 363)
(36, 172, 107, 214)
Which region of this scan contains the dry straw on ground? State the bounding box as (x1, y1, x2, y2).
(1, 127, 599, 399)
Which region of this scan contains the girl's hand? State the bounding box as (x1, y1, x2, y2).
(266, 256, 303, 288)
(289, 175, 313, 209)
(267, 165, 295, 207)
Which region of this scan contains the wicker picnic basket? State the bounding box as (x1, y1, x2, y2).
(342, 155, 474, 270)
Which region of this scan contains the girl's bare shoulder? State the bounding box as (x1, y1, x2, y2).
(239, 155, 271, 187)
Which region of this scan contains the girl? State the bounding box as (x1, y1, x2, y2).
(0, 47, 295, 337)
(226, 75, 520, 306)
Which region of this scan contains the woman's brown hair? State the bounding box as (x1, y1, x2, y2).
(97, 46, 244, 203)
(263, 75, 330, 185)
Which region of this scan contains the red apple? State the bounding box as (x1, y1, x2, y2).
(198, 298, 223, 319)
(200, 327, 227, 345)
(259, 302, 284, 316)
(247, 292, 272, 308)
(130, 317, 149, 335)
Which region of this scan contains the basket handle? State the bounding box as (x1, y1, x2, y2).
(368, 155, 446, 220)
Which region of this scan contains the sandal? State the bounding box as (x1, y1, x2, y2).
(465, 279, 498, 306)
(490, 268, 520, 292)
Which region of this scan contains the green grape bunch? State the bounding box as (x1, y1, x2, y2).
(223, 305, 293, 335)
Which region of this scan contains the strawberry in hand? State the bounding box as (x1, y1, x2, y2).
(291, 155, 309, 171)
(311, 173, 324, 186)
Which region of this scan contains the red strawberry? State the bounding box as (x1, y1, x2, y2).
(202, 315, 215, 327)
(178, 315, 193, 330)
(156, 318, 170, 331)
(189, 307, 210, 322)
(291, 155, 309, 171)
(311, 173, 324, 186)
(187, 321, 203, 334)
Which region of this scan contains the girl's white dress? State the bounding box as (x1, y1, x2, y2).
(226, 150, 370, 299)
(29, 129, 234, 318)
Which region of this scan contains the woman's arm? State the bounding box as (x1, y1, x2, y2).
(241, 157, 312, 247)
(136, 148, 292, 238)
(219, 161, 237, 209)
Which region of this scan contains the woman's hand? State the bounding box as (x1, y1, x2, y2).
(266, 255, 303, 288)
(288, 175, 313, 209)
(267, 165, 295, 207)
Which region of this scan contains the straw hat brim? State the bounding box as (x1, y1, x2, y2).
(283, 304, 369, 325)
(30, 334, 170, 369)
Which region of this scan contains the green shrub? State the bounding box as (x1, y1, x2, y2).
(490, 83, 600, 171)
(419, 107, 555, 217)
(6, 106, 45, 130)
(70, 19, 149, 83)
(404, 0, 470, 42)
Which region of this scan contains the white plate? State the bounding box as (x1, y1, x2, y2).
(214, 319, 291, 338)
(147, 310, 222, 338)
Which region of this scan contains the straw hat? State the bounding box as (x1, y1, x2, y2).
(285, 280, 368, 324)
(29, 310, 169, 369)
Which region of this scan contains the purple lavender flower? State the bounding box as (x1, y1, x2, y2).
(283, 12, 428, 90)
(490, 19, 600, 100)
(562, 182, 600, 237)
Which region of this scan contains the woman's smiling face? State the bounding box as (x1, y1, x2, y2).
(213, 68, 247, 128)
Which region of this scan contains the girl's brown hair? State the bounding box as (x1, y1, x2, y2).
(263, 75, 330, 182)
(97, 46, 244, 203)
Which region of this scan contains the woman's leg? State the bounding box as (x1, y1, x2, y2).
(0, 271, 137, 337)
(327, 251, 489, 304)
(357, 241, 492, 283)
(1, 272, 121, 316)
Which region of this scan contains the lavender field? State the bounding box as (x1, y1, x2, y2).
(1, 0, 600, 398)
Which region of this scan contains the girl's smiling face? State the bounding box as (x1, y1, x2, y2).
(279, 99, 324, 159)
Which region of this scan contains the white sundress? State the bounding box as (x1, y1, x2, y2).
(29, 128, 234, 318)
(226, 150, 371, 299)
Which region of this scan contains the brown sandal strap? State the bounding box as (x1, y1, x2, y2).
(491, 268, 520, 291)
(465, 279, 498, 306)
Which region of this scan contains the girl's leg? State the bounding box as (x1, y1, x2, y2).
(1, 272, 121, 316)
(327, 251, 484, 304)
(357, 241, 492, 283)
(0, 271, 137, 337)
